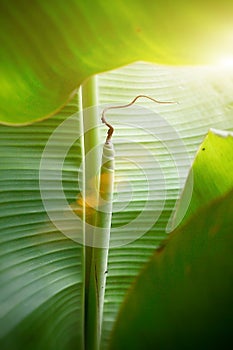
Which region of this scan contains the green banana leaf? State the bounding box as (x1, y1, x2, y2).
(171, 128, 233, 229)
(109, 186, 233, 350)
(0, 97, 85, 350)
(98, 62, 233, 348)
(1, 0, 233, 124)
(1, 62, 233, 350)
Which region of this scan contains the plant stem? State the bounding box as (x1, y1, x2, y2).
(81, 76, 100, 350)
(81, 76, 114, 350)
(82, 75, 100, 294)
(77, 88, 86, 350)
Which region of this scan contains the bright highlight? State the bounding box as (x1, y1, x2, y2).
(218, 56, 233, 69)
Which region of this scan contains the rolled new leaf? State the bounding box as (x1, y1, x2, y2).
(96, 141, 115, 226)
(86, 140, 115, 350)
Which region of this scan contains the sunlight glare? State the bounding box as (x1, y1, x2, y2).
(218, 56, 233, 69)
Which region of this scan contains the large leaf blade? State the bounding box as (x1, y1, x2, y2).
(109, 187, 233, 350)
(1, 0, 233, 123)
(0, 97, 84, 349)
(1, 62, 233, 349)
(98, 62, 233, 348)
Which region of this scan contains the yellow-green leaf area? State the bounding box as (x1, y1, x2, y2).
(172, 129, 233, 229)
(1, 0, 233, 124)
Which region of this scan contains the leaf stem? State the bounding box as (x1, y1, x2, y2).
(77, 88, 86, 350)
(82, 76, 100, 350)
(82, 75, 114, 350)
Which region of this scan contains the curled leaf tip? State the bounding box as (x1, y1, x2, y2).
(101, 94, 176, 142)
(101, 112, 114, 143)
